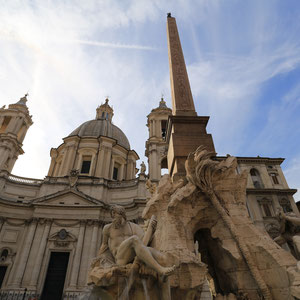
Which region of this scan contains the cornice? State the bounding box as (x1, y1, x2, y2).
(246, 188, 297, 195)
(215, 156, 285, 165)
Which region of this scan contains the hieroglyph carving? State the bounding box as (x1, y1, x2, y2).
(168, 18, 193, 111)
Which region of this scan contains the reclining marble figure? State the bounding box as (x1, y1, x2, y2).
(96, 205, 176, 276)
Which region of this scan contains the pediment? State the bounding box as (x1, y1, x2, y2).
(32, 189, 103, 206)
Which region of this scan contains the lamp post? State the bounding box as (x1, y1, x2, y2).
(22, 288, 27, 300)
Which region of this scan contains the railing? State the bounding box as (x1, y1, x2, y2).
(108, 178, 139, 188)
(0, 290, 38, 300)
(0, 290, 83, 300)
(7, 174, 44, 185)
(64, 292, 82, 299)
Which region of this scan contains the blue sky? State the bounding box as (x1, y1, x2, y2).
(0, 0, 299, 201)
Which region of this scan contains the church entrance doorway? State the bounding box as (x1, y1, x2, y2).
(41, 252, 70, 300)
(0, 266, 7, 288)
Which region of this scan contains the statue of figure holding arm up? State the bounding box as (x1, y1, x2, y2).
(98, 205, 176, 276)
(275, 207, 300, 258)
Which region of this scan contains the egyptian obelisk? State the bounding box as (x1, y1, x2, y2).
(166, 13, 215, 180)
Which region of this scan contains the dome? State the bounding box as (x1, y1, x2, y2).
(68, 119, 130, 150)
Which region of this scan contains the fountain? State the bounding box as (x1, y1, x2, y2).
(81, 146, 300, 300)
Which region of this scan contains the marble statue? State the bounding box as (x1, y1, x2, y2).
(98, 205, 175, 275)
(145, 179, 156, 195)
(275, 207, 300, 258)
(140, 161, 146, 174)
(87, 205, 176, 299)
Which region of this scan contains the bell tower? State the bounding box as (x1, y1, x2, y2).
(145, 98, 172, 181)
(0, 94, 33, 173)
(166, 14, 215, 180)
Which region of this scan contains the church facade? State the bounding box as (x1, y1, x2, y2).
(0, 16, 298, 300)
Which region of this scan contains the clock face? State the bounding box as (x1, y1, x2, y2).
(58, 229, 68, 240)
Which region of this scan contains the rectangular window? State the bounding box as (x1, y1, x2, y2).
(113, 167, 118, 180)
(81, 156, 92, 174)
(0, 116, 12, 134)
(262, 203, 272, 217)
(271, 173, 279, 184)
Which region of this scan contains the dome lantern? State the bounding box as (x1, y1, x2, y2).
(96, 98, 114, 122)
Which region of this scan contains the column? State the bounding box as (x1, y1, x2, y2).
(16, 125, 26, 142)
(103, 147, 112, 179)
(110, 158, 115, 180)
(158, 119, 162, 138)
(126, 160, 133, 180)
(156, 120, 160, 137)
(10, 219, 37, 287)
(29, 220, 51, 287)
(95, 146, 105, 177)
(61, 146, 72, 176)
(119, 164, 124, 180)
(13, 117, 23, 135)
(89, 222, 99, 260)
(0, 116, 4, 128)
(69, 221, 86, 287)
(58, 151, 68, 176)
(47, 157, 56, 176)
(149, 120, 153, 137)
(0, 217, 5, 234)
(0, 150, 9, 166)
(80, 222, 99, 286)
(97, 226, 103, 253)
(19, 125, 28, 143)
(6, 116, 16, 132)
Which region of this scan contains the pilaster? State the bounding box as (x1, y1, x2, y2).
(28, 220, 52, 288)
(69, 221, 86, 288)
(9, 218, 38, 288)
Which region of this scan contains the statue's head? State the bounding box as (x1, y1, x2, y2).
(110, 205, 127, 221)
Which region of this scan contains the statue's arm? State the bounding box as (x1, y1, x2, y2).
(284, 215, 300, 226)
(141, 216, 157, 245)
(97, 224, 110, 256)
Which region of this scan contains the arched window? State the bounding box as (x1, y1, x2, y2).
(0, 249, 8, 262)
(160, 157, 168, 176)
(161, 120, 167, 139)
(250, 168, 263, 188)
(0, 116, 12, 134)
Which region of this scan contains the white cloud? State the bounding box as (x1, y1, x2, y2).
(0, 0, 299, 201)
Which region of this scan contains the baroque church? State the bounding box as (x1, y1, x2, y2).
(0, 15, 298, 300)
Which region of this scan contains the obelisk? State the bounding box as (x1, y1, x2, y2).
(166, 13, 215, 180)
